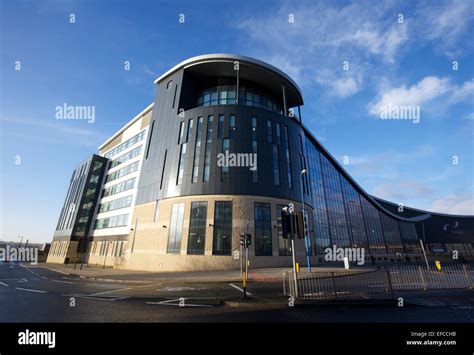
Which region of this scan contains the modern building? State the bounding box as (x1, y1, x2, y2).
(47, 54, 474, 271)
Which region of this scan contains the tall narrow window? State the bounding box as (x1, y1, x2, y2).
(275, 122, 281, 144)
(267, 120, 272, 143)
(186, 118, 193, 142)
(203, 116, 213, 182)
(187, 201, 207, 255)
(167, 203, 185, 253)
(160, 150, 167, 189)
(218, 114, 225, 139)
(192, 117, 203, 183)
(229, 114, 236, 138)
(221, 138, 230, 181)
(272, 144, 280, 186)
(251, 116, 258, 183)
(172, 84, 178, 108)
(284, 126, 292, 188)
(145, 121, 155, 159)
(213, 201, 232, 255)
(176, 143, 187, 185)
(254, 202, 272, 256)
(178, 121, 185, 144)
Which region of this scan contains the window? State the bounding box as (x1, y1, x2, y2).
(197, 86, 281, 112)
(186, 119, 193, 142)
(218, 114, 225, 139)
(213, 201, 232, 255)
(178, 121, 185, 144)
(99, 195, 133, 213)
(203, 116, 213, 182)
(187, 202, 207, 255)
(102, 177, 136, 197)
(251, 117, 258, 183)
(176, 143, 187, 185)
(94, 214, 129, 229)
(272, 144, 280, 186)
(106, 161, 139, 183)
(275, 123, 281, 144)
(145, 120, 154, 159)
(221, 139, 229, 181)
(160, 150, 167, 189)
(283, 126, 292, 188)
(360, 196, 386, 253)
(104, 130, 146, 159)
(172, 85, 178, 109)
(267, 120, 272, 143)
(192, 117, 204, 183)
(167, 203, 185, 253)
(380, 212, 403, 253)
(219, 91, 227, 105)
(254, 203, 272, 256)
(109, 146, 143, 168)
(229, 114, 236, 138)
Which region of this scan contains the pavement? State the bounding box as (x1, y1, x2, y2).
(36, 262, 376, 284)
(0, 261, 473, 322)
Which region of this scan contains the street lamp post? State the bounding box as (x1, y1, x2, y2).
(301, 170, 311, 272)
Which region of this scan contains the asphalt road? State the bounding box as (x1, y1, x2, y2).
(0, 262, 473, 322)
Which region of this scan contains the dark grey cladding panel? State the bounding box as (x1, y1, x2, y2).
(136, 66, 309, 205)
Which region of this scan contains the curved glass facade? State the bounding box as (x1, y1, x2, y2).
(197, 86, 282, 113)
(305, 138, 421, 256)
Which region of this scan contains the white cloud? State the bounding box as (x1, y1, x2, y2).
(416, 0, 474, 57)
(367, 76, 474, 116)
(1, 116, 107, 147)
(235, 1, 409, 97)
(315, 69, 362, 98)
(373, 182, 434, 200)
(448, 79, 474, 104)
(235, 0, 472, 101)
(430, 194, 474, 215)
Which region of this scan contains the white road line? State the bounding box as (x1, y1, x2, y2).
(46, 267, 69, 275)
(62, 294, 128, 301)
(229, 283, 252, 296)
(146, 299, 214, 308)
(41, 276, 48, 280)
(51, 279, 74, 284)
(15, 287, 47, 294)
(88, 288, 131, 296)
(0, 282, 9, 287)
(136, 283, 162, 288)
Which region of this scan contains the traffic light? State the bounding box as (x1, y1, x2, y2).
(281, 210, 291, 239)
(245, 234, 252, 247)
(295, 211, 305, 239)
(240, 234, 245, 246)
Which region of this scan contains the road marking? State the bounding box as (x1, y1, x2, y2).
(88, 288, 131, 296)
(136, 283, 162, 288)
(41, 276, 48, 280)
(146, 298, 214, 308)
(15, 287, 47, 294)
(229, 283, 252, 296)
(51, 279, 74, 284)
(0, 278, 27, 282)
(0, 282, 9, 287)
(46, 267, 69, 275)
(62, 294, 128, 301)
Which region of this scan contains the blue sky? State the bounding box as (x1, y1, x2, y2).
(1, 0, 473, 243)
